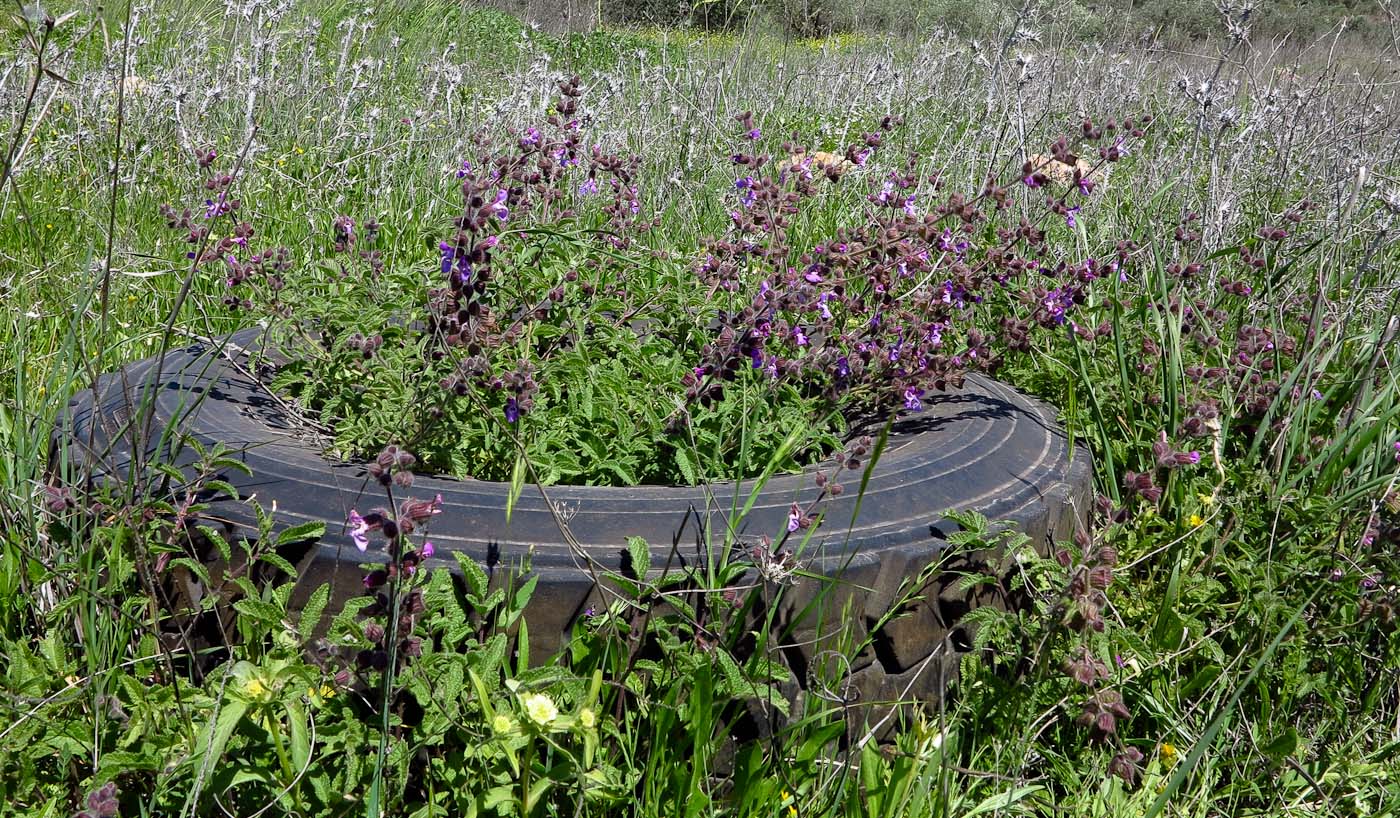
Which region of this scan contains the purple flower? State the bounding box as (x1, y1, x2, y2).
(579, 177, 598, 196)
(747, 127, 761, 140)
(1043, 287, 1073, 324)
(504, 397, 520, 423)
(439, 242, 455, 276)
(1022, 175, 1041, 189)
(793, 326, 809, 346)
(938, 228, 969, 257)
(903, 387, 923, 412)
(902, 196, 918, 216)
(735, 176, 756, 208)
(519, 127, 541, 148)
(348, 509, 370, 552)
(1065, 206, 1081, 228)
(818, 292, 834, 320)
(804, 265, 823, 283)
(1393, 440, 1400, 462)
(787, 504, 801, 533)
(835, 356, 850, 379)
(422, 541, 436, 559)
(490, 190, 509, 222)
(455, 159, 471, 179)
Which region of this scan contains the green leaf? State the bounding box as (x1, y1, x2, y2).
(258, 551, 299, 577)
(515, 616, 529, 675)
(195, 698, 249, 779)
(1260, 727, 1299, 761)
(506, 453, 527, 526)
(454, 552, 490, 601)
(198, 525, 234, 561)
(233, 597, 284, 625)
(299, 583, 331, 637)
(285, 698, 311, 771)
(275, 521, 327, 547)
(674, 446, 699, 485)
(626, 536, 651, 579)
(963, 786, 1045, 817)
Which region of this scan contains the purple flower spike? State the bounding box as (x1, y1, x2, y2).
(579, 177, 598, 196)
(787, 503, 801, 533)
(348, 509, 370, 552)
(422, 541, 435, 559)
(1066, 206, 1081, 228)
(903, 387, 923, 412)
(1023, 175, 1041, 189)
(504, 397, 520, 424)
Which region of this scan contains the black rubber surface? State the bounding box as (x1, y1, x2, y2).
(61, 328, 1091, 702)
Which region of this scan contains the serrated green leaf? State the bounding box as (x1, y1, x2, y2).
(197, 525, 234, 561)
(275, 521, 326, 547)
(298, 583, 331, 637)
(258, 551, 298, 577)
(626, 537, 651, 579)
(674, 447, 699, 485)
(454, 552, 489, 600)
(233, 597, 283, 625)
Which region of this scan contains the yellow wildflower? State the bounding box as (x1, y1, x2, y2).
(1161, 742, 1178, 765)
(1189, 514, 1204, 528)
(492, 713, 514, 734)
(579, 708, 597, 729)
(245, 678, 267, 698)
(781, 790, 797, 816)
(1198, 493, 1215, 506)
(522, 693, 559, 727)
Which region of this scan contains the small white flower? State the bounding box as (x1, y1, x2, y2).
(521, 693, 559, 726)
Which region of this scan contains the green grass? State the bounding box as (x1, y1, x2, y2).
(4, 0, 1400, 815)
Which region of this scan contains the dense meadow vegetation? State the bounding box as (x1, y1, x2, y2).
(4, 0, 1400, 814)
